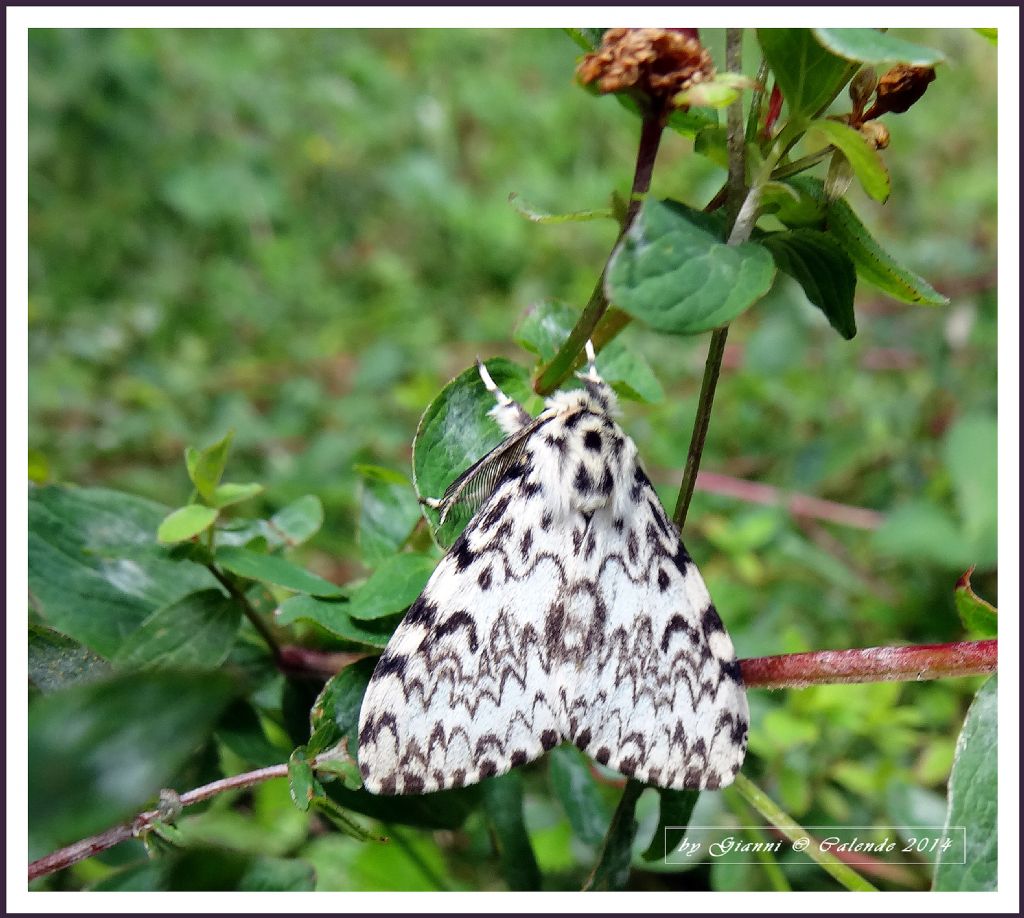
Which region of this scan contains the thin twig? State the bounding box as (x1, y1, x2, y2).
(206, 563, 283, 665)
(671, 28, 751, 531)
(694, 470, 886, 530)
(533, 111, 665, 396)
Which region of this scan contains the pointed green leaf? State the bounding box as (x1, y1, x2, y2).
(215, 546, 344, 596)
(760, 229, 857, 338)
(826, 197, 949, 305)
(955, 568, 997, 637)
(607, 199, 776, 335)
(813, 28, 945, 66)
(757, 29, 857, 120)
(157, 504, 219, 544)
(808, 118, 891, 202)
(114, 589, 241, 669)
(288, 746, 323, 813)
(508, 192, 613, 224)
(185, 430, 234, 503)
(933, 677, 997, 890)
(584, 780, 644, 890)
(211, 482, 264, 509)
(277, 594, 397, 647)
(346, 553, 436, 620)
(268, 495, 324, 547)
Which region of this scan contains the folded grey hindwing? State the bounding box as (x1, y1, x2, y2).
(358, 352, 749, 795)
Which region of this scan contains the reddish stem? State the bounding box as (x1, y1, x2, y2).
(741, 640, 996, 690)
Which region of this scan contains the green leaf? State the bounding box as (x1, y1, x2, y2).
(606, 199, 776, 335)
(28, 625, 111, 694)
(694, 125, 728, 169)
(955, 568, 997, 637)
(482, 771, 542, 890)
(157, 504, 219, 544)
(28, 485, 218, 657)
(114, 589, 241, 669)
(268, 494, 324, 547)
(515, 300, 664, 403)
(547, 745, 611, 846)
(355, 465, 422, 565)
(508, 192, 613, 224)
(807, 118, 891, 202)
(413, 357, 532, 544)
(238, 856, 317, 891)
(215, 546, 344, 596)
(29, 669, 236, 853)
(757, 29, 856, 120)
(211, 482, 264, 509)
(584, 780, 644, 890)
(277, 594, 397, 647)
(943, 414, 997, 556)
(759, 229, 857, 338)
(185, 430, 234, 503)
(813, 28, 945, 66)
(564, 27, 604, 52)
(933, 676, 996, 891)
(288, 746, 323, 813)
(642, 789, 700, 862)
(324, 782, 481, 831)
(974, 28, 997, 45)
(346, 553, 436, 620)
(310, 658, 377, 751)
(763, 177, 827, 228)
(826, 196, 949, 305)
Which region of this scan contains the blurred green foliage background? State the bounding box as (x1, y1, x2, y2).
(28, 28, 997, 891)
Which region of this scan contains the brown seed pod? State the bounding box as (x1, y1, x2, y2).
(864, 64, 937, 119)
(577, 28, 715, 109)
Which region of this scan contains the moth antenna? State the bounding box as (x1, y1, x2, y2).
(477, 358, 513, 407)
(582, 339, 601, 382)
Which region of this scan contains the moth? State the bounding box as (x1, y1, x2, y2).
(358, 344, 748, 795)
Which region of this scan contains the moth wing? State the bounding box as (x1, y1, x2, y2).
(358, 454, 565, 795)
(566, 469, 749, 790)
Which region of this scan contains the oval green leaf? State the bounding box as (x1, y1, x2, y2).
(211, 482, 265, 509)
(346, 552, 436, 620)
(933, 676, 996, 890)
(157, 504, 219, 544)
(813, 28, 945, 66)
(29, 625, 111, 694)
(114, 588, 241, 669)
(215, 546, 344, 597)
(413, 357, 532, 544)
(355, 465, 422, 565)
(269, 495, 325, 547)
(606, 199, 776, 335)
(808, 118, 891, 202)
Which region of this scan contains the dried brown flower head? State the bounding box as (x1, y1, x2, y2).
(577, 28, 715, 108)
(865, 64, 937, 119)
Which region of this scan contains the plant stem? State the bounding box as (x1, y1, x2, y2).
(732, 773, 878, 892)
(672, 327, 730, 529)
(670, 29, 752, 531)
(534, 111, 664, 396)
(741, 639, 997, 689)
(206, 563, 283, 665)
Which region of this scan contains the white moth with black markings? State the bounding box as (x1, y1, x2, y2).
(357, 343, 748, 795)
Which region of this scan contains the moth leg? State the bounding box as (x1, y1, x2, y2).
(478, 359, 532, 435)
(582, 339, 601, 382)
